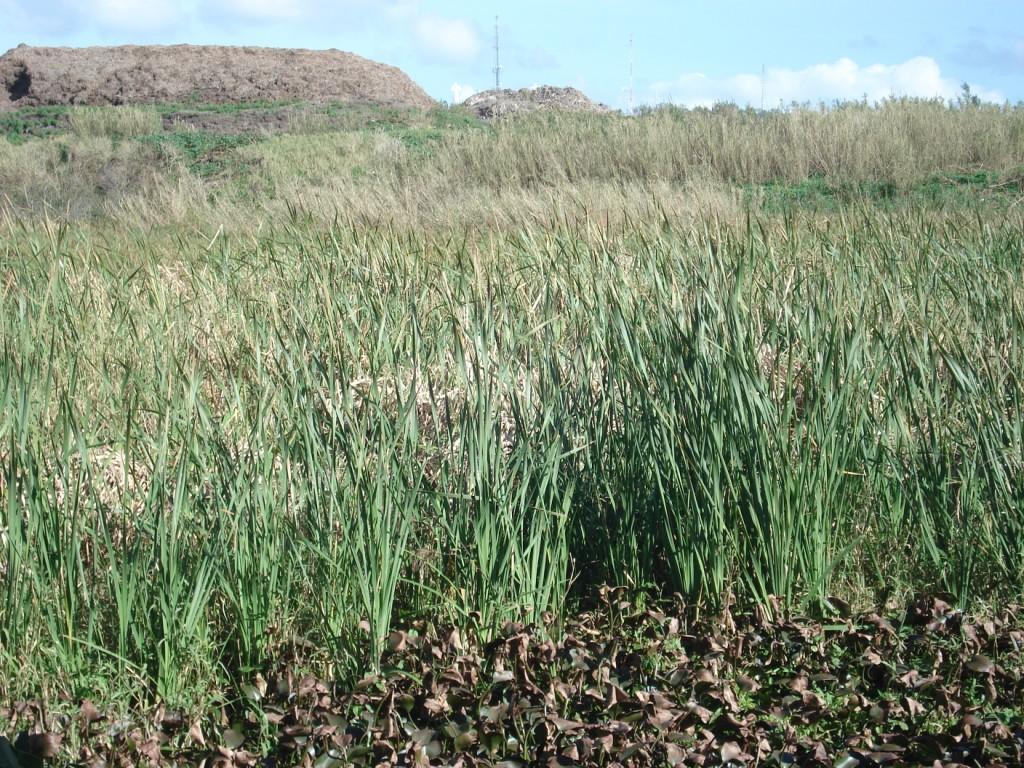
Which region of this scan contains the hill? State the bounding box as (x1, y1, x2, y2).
(0, 44, 435, 110)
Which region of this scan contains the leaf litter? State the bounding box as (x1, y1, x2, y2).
(3, 594, 1023, 767)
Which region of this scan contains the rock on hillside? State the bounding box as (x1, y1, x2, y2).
(463, 86, 610, 119)
(0, 44, 435, 110)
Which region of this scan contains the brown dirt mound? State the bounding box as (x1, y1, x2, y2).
(0, 44, 435, 111)
(463, 85, 610, 119)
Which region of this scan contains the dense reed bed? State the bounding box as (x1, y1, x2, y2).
(1, 100, 1023, 715)
(2, 206, 1023, 708)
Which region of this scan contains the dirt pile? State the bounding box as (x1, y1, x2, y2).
(0, 44, 435, 110)
(463, 85, 610, 119)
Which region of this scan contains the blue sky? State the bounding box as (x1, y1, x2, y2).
(2, 1, 1021, 109)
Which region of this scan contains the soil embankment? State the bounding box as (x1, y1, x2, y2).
(463, 85, 610, 118)
(0, 44, 435, 110)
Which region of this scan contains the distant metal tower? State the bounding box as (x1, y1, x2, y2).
(761, 64, 766, 111)
(493, 16, 502, 90)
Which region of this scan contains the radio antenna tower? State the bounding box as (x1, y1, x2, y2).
(493, 16, 502, 90)
(627, 34, 634, 114)
(760, 64, 766, 111)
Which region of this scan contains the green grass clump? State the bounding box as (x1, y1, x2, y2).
(0, 106, 69, 143)
(138, 131, 255, 176)
(747, 171, 1024, 212)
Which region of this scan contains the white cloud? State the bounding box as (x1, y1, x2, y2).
(650, 57, 1004, 108)
(384, 0, 419, 22)
(450, 82, 476, 103)
(414, 15, 481, 63)
(89, 0, 178, 29)
(215, 0, 311, 21)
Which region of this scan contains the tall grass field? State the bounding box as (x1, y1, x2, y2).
(1, 99, 1023, 763)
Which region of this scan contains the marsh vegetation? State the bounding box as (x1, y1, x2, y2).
(1, 99, 1023, 765)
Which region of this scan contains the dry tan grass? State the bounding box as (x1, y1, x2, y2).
(68, 106, 163, 138)
(4, 100, 1022, 233)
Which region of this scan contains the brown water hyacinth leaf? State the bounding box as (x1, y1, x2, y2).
(159, 710, 186, 732)
(864, 614, 897, 635)
(548, 717, 585, 733)
(787, 673, 809, 692)
(719, 686, 741, 714)
(189, 721, 206, 747)
(13, 732, 62, 760)
(965, 654, 994, 674)
(221, 728, 245, 750)
(720, 741, 752, 763)
(492, 669, 515, 684)
(664, 742, 687, 766)
(453, 730, 476, 751)
(863, 750, 901, 764)
(984, 676, 999, 702)
(903, 697, 925, 718)
(422, 697, 447, 716)
(735, 674, 760, 693)
(618, 742, 646, 762)
(546, 756, 576, 767)
(684, 701, 713, 725)
(440, 668, 466, 687)
(136, 736, 163, 764)
(19, 595, 1024, 766)
(694, 668, 718, 685)
(78, 700, 103, 727)
(446, 627, 465, 652)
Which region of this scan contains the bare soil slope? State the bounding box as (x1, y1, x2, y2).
(463, 86, 610, 119)
(0, 44, 435, 110)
